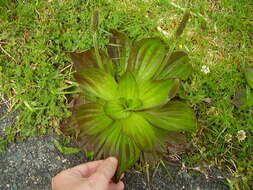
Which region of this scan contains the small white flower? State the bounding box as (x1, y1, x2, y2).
(237, 130, 246, 142)
(224, 134, 232, 142)
(201, 65, 210, 74)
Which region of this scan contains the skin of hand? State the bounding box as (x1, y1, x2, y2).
(52, 157, 124, 190)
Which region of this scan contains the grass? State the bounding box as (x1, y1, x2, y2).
(0, 0, 252, 189)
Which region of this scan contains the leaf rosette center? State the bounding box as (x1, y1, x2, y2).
(104, 98, 143, 120)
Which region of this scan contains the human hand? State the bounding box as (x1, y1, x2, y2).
(52, 157, 124, 190)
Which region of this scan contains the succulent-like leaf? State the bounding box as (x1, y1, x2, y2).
(140, 101, 196, 132)
(88, 121, 141, 181)
(245, 66, 253, 89)
(70, 49, 100, 71)
(70, 49, 114, 75)
(75, 103, 113, 136)
(115, 133, 140, 181)
(101, 51, 115, 76)
(89, 121, 121, 158)
(138, 79, 180, 109)
(118, 72, 139, 100)
(107, 30, 132, 77)
(156, 51, 192, 80)
(122, 113, 156, 152)
(74, 68, 118, 100)
(127, 38, 167, 82)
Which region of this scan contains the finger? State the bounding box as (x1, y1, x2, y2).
(89, 157, 118, 188)
(108, 181, 125, 190)
(94, 157, 118, 180)
(66, 160, 104, 177)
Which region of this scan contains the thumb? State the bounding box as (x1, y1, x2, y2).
(88, 157, 118, 188)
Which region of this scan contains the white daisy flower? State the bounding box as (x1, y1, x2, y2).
(237, 130, 246, 142)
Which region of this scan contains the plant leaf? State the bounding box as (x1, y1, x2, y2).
(156, 51, 192, 80)
(122, 113, 156, 152)
(70, 49, 114, 75)
(140, 101, 196, 132)
(138, 79, 180, 109)
(70, 49, 100, 71)
(114, 133, 140, 181)
(245, 66, 253, 89)
(54, 140, 81, 154)
(166, 132, 189, 156)
(101, 51, 115, 76)
(89, 121, 140, 182)
(75, 103, 113, 135)
(127, 38, 167, 82)
(74, 68, 118, 100)
(107, 30, 132, 77)
(118, 72, 139, 100)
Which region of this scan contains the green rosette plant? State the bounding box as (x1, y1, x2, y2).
(67, 12, 196, 181)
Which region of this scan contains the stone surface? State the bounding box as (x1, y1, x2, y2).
(0, 135, 87, 190)
(124, 165, 228, 190)
(0, 97, 19, 137)
(0, 135, 229, 190)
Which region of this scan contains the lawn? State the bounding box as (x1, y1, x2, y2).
(0, 0, 252, 189)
